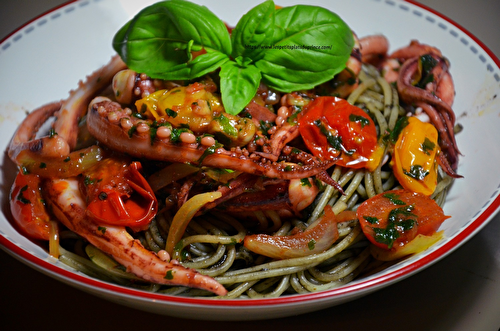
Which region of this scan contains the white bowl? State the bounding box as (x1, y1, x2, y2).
(0, 0, 499, 321)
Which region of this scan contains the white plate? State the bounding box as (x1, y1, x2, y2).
(0, 0, 499, 321)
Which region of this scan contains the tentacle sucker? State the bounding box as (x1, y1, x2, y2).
(86, 98, 339, 184)
(54, 55, 127, 151)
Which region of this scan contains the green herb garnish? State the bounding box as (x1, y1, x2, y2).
(421, 137, 436, 155)
(16, 185, 31, 204)
(383, 193, 406, 205)
(404, 165, 430, 180)
(388, 116, 410, 144)
(416, 54, 438, 88)
(363, 216, 379, 224)
(373, 205, 417, 249)
(164, 270, 174, 280)
(166, 108, 178, 118)
(112, 0, 353, 115)
(349, 114, 370, 128)
(300, 178, 312, 187)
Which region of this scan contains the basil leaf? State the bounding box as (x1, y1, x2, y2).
(220, 61, 261, 115)
(149, 50, 230, 80)
(231, 0, 276, 61)
(255, 5, 353, 92)
(113, 0, 231, 80)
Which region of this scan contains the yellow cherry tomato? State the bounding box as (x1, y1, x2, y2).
(135, 82, 223, 131)
(392, 117, 438, 195)
(134, 82, 255, 147)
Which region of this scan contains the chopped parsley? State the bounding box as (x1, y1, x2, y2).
(421, 137, 436, 155)
(169, 127, 191, 143)
(198, 142, 222, 164)
(133, 112, 146, 119)
(300, 178, 312, 187)
(363, 216, 379, 224)
(128, 125, 138, 137)
(308, 239, 316, 250)
(48, 128, 58, 138)
(84, 176, 98, 186)
(372, 205, 417, 249)
(416, 54, 438, 88)
(388, 116, 410, 144)
(259, 120, 273, 137)
(314, 119, 355, 155)
(215, 114, 238, 137)
(383, 193, 406, 205)
(164, 270, 174, 280)
(404, 165, 430, 180)
(349, 114, 370, 128)
(16, 185, 30, 204)
(21, 166, 29, 175)
(166, 108, 178, 118)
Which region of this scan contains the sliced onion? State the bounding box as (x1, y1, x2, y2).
(48, 220, 60, 258)
(16, 145, 104, 178)
(165, 191, 222, 255)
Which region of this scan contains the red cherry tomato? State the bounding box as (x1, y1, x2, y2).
(9, 172, 50, 240)
(357, 189, 449, 251)
(298, 96, 379, 169)
(84, 158, 157, 230)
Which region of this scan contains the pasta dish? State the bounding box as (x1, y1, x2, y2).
(7, 0, 461, 298)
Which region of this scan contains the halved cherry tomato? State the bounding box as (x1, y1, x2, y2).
(298, 96, 381, 170)
(84, 158, 157, 230)
(392, 116, 439, 195)
(9, 172, 50, 240)
(357, 189, 449, 251)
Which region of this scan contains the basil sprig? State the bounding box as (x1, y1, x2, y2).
(113, 0, 353, 115)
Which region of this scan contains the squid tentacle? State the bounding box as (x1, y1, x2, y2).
(397, 56, 461, 173)
(8, 55, 127, 163)
(43, 177, 227, 296)
(8, 101, 66, 161)
(86, 98, 339, 185)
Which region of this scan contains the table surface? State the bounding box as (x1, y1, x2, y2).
(1, 1, 500, 330)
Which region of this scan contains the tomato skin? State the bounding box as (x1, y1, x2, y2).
(357, 189, 449, 251)
(84, 159, 157, 230)
(9, 172, 50, 241)
(298, 96, 379, 169)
